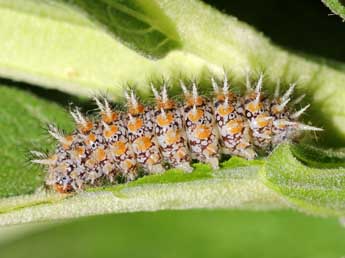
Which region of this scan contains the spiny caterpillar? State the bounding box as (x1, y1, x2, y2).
(31, 75, 322, 193)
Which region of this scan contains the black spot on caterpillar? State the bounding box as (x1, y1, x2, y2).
(31, 74, 322, 193)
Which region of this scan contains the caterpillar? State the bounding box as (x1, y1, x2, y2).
(31, 75, 322, 193)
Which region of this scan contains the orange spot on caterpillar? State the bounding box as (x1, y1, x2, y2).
(75, 146, 85, 157)
(237, 142, 249, 149)
(112, 141, 127, 156)
(104, 125, 118, 138)
(128, 104, 145, 115)
(134, 136, 152, 152)
(204, 144, 217, 155)
(246, 102, 261, 113)
(156, 113, 174, 127)
(195, 125, 212, 139)
(65, 135, 74, 142)
(256, 114, 271, 128)
(85, 159, 95, 168)
(216, 93, 235, 102)
(188, 109, 204, 122)
(226, 120, 243, 135)
(54, 184, 74, 194)
(271, 105, 281, 115)
(123, 159, 135, 170)
(217, 105, 234, 116)
(176, 148, 187, 159)
(79, 121, 93, 134)
(95, 148, 106, 162)
(157, 100, 175, 109)
(128, 118, 143, 132)
(102, 112, 118, 124)
(85, 133, 97, 145)
(166, 130, 180, 145)
(186, 96, 204, 107)
(62, 135, 74, 149)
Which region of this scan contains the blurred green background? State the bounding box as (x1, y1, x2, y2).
(1, 0, 345, 257)
(1, 210, 345, 258)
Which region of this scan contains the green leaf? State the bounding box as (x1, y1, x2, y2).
(322, 0, 345, 20)
(56, 0, 182, 57)
(1, 210, 345, 258)
(262, 143, 345, 217)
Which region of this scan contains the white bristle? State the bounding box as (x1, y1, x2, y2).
(290, 104, 310, 119)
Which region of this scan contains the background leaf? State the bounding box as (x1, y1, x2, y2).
(322, 0, 345, 20)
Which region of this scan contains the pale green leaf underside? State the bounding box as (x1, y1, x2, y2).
(56, 0, 182, 57)
(263, 144, 345, 217)
(322, 0, 345, 20)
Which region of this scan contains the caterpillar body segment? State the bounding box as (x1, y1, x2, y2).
(212, 77, 257, 160)
(151, 84, 193, 173)
(243, 74, 274, 150)
(125, 91, 164, 174)
(97, 98, 138, 182)
(181, 81, 220, 169)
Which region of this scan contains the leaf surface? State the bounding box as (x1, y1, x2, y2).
(263, 144, 345, 217)
(322, 0, 345, 20)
